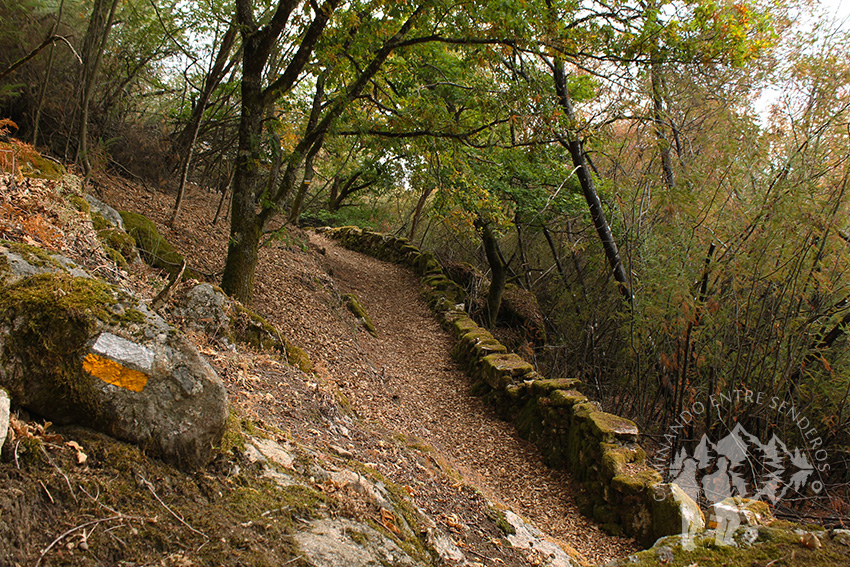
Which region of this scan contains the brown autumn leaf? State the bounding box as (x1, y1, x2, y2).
(65, 440, 88, 465)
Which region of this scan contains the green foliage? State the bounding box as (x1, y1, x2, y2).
(311, 204, 394, 232)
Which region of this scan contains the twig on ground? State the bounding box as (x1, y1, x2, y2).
(138, 474, 209, 539)
(79, 484, 124, 516)
(39, 480, 54, 504)
(35, 515, 133, 567)
(40, 445, 78, 502)
(151, 258, 186, 310)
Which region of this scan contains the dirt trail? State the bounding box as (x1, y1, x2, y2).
(95, 178, 638, 564)
(307, 233, 638, 564)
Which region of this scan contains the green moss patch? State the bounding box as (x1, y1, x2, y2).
(2, 241, 64, 269)
(67, 194, 91, 214)
(586, 411, 639, 442)
(284, 338, 313, 373)
(0, 273, 118, 419)
(1, 140, 66, 180)
(618, 527, 848, 567)
(450, 315, 480, 339)
(119, 211, 188, 277)
(530, 378, 582, 395)
(549, 389, 588, 407)
(486, 506, 516, 536)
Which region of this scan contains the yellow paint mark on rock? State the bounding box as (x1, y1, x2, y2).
(83, 353, 148, 392)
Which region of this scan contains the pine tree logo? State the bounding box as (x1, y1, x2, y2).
(668, 423, 816, 546)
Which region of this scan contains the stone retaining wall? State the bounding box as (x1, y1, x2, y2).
(319, 226, 702, 546)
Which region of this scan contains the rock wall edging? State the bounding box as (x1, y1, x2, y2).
(318, 225, 702, 547)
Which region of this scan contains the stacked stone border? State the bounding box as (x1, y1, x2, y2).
(319, 226, 701, 547)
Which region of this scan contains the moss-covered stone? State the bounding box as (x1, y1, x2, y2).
(549, 389, 588, 407)
(480, 353, 534, 390)
(90, 210, 111, 231)
(600, 443, 647, 479)
(450, 315, 480, 339)
(708, 498, 773, 529)
(486, 507, 516, 536)
(586, 411, 639, 442)
(611, 470, 662, 494)
(648, 482, 705, 547)
(68, 194, 91, 215)
(514, 398, 544, 443)
(343, 293, 378, 337)
(284, 339, 313, 374)
(0, 273, 117, 419)
(3, 241, 64, 270)
(119, 211, 189, 278)
(530, 378, 582, 396)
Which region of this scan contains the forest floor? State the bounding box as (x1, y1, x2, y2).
(93, 174, 639, 564)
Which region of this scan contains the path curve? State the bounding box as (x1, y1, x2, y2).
(306, 233, 638, 564)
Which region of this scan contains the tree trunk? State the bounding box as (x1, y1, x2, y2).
(76, 0, 120, 186)
(651, 60, 675, 190)
(408, 184, 433, 240)
(32, 0, 66, 146)
(515, 220, 532, 290)
(220, 210, 263, 304)
(543, 225, 569, 289)
(551, 58, 632, 301)
(171, 22, 239, 225)
(478, 219, 507, 328)
(220, 61, 267, 302)
(288, 150, 316, 224)
(221, 0, 421, 303)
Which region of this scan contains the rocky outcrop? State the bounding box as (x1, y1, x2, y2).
(85, 194, 125, 230)
(320, 226, 703, 546)
(294, 518, 425, 567)
(0, 241, 227, 468)
(173, 282, 314, 373)
(239, 433, 443, 567)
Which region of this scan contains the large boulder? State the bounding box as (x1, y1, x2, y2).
(0, 241, 227, 468)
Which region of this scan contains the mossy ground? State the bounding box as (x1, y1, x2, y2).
(0, 140, 66, 180)
(0, 422, 322, 566)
